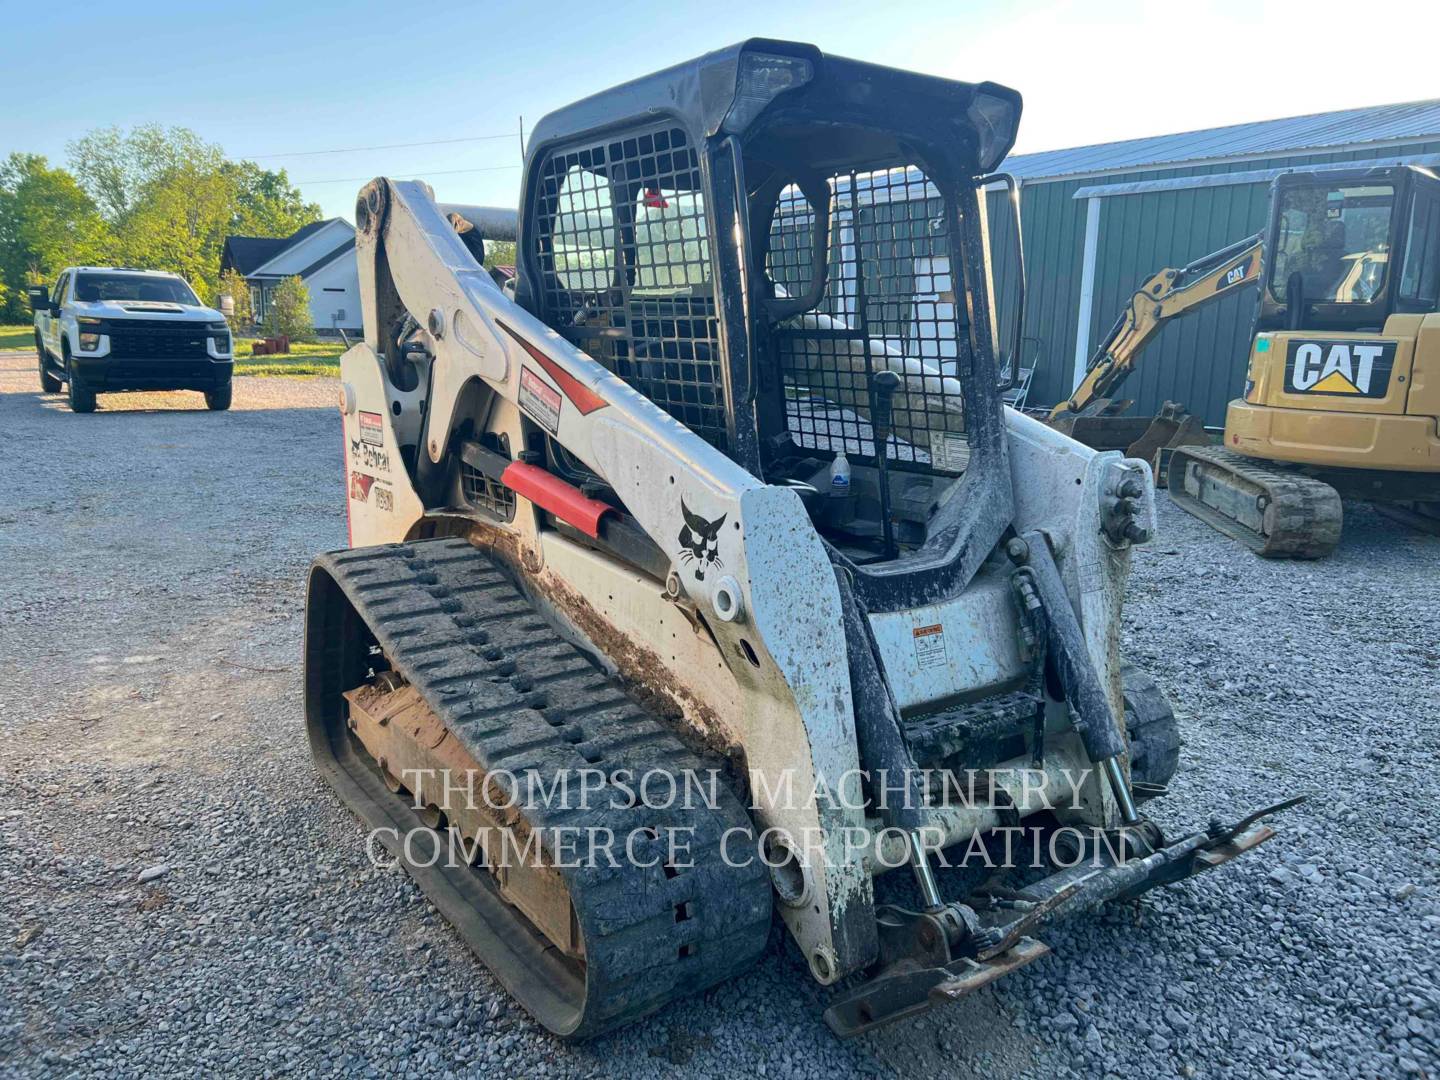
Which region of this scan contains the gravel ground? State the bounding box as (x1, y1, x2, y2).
(1, 349, 1437, 1079)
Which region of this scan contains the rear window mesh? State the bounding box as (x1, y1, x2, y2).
(531, 126, 728, 451)
(768, 167, 969, 474)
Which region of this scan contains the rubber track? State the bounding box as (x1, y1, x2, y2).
(305, 538, 773, 1038)
(1168, 445, 1343, 559)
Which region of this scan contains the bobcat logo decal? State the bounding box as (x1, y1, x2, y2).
(677, 500, 726, 581)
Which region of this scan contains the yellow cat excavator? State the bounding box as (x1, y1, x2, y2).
(1050, 164, 1440, 558)
(1169, 164, 1440, 557)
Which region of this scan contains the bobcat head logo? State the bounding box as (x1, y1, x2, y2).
(677, 500, 726, 581)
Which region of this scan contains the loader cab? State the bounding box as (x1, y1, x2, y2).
(1258, 165, 1440, 333)
(516, 40, 1022, 599)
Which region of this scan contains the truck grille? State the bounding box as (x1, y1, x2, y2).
(106, 322, 210, 360)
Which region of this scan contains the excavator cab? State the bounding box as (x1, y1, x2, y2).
(1232, 162, 1440, 464)
(1168, 164, 1440, 556)
(1259, 165, 1440, 333)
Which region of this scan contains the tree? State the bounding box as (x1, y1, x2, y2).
(216, 267, 253, 331)
(265, 275, 313, 342)
(114, 163, 236, 298)
(223, 160, 321, 239)
(67, 124, 223, 223)
(63, 126, 320, 300)
(483, 240, 517, 270)
(0, 154, 111, 321)
(0, 129, 320, 321)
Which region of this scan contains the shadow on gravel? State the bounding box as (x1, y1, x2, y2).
(26, 394, 335, 415)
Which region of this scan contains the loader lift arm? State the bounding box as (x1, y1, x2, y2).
(1051, 231, 1263, 421)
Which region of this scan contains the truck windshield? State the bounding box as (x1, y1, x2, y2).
(1271, 183, 1394, 304)
(74, 273, 199, 305)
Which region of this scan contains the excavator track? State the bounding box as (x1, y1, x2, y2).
(1167, 445, 1343, 559)
(303, 537, 773, 1038)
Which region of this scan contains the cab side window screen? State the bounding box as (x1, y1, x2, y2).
(633, 187, 709, 292)
(532, 127, 728, 452)
(547, 163, 616, 294)
(1400, 196, 1440, 308)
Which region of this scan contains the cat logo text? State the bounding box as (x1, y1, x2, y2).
(1285, 340, 1396, 398)
(1218, 261, 1251, 290)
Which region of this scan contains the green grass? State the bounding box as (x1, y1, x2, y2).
(0, 324, 345, 374)
(233, 339, 343, 378)
(0, 324, 35, 350)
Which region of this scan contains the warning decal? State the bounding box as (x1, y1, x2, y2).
(927, 431, 971, 474)
(912, 623, 948, 670)
(358, 410, 384, 447)
(519, 367, 562, 434)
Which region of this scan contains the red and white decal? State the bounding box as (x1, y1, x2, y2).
(349, 471, 376, 502)
(518, 367, 562, 434)
(497, 320, 608, 416)
(349, 471, 393, 512)
(358, 410, 385, 447)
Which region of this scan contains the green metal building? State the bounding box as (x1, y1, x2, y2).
(986, 98, 1440, 426)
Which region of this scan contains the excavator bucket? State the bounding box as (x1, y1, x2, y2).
(1124, 403, 1210, 484)
(1051, 401, 1209, 484)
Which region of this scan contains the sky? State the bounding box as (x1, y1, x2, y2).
(3, 0, 1439, 223)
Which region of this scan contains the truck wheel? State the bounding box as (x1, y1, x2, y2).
(37, 333, 61, 393)
(1121, 662, 1181, 794)
(204, 380, 233, 412)
(65, 352, 97, 413)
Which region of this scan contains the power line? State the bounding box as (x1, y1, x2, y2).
(248, 132, 519, 159)
(297, 164, 523, 185)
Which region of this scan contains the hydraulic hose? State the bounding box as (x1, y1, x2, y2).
(1015, 532, 1129, 766)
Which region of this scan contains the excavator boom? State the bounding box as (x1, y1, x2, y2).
(1052, 231, 1264, 421)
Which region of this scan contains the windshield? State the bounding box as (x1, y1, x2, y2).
(1271, 183, 1394, 304)
(74, 272, 199, 305)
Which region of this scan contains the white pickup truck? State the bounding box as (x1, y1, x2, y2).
(30, 266, 234, 413)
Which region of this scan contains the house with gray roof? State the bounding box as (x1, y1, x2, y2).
(220, 218, 360, 335)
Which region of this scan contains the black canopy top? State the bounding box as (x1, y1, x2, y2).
(524, 38, 1022, 179)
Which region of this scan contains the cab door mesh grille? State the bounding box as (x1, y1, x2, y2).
(768, 167, 969, 475)
(531, 126, 729, 452)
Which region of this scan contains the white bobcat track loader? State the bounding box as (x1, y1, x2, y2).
(305, 39, 1296, 1039)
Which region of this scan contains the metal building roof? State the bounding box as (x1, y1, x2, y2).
(1002, 97, 1440, 182)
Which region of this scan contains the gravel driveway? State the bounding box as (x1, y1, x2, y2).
(1, 349, 1436, 1078)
